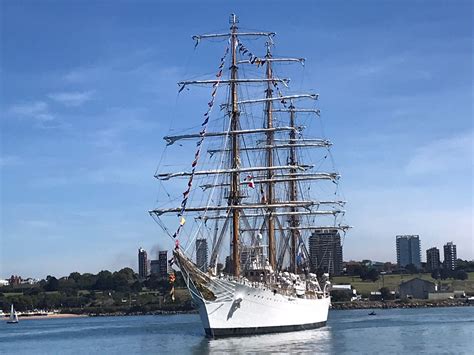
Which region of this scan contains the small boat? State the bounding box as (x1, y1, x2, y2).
(6, 304, 19, 324)
(368, 311, 376, 316)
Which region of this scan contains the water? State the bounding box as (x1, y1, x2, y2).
(1, 307, 473, 354)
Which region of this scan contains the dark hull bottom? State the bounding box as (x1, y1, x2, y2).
(205, 321, 327, 338)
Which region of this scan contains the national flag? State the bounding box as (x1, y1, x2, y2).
(245, 175, 255, 188)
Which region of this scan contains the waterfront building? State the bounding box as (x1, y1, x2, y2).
(8, 275, 22, 286)
(426, 247, 441, 271)
(396, 235, 421, 269)
(443, 242, 457, 270)
(196, 239, 208, 272)
(158, 250, 168, 279)
(138, 247, 148, 279)
(308, 229, 343, 276)
(399, 278, 436, 299)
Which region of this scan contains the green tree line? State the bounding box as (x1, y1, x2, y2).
(0, 268, 189, 313)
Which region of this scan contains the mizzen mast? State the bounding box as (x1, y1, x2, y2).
(288, 104, 299, 274)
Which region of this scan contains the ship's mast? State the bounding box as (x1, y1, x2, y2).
(149, 15, 351, 278)
(264, 42, 276, 269)
(288, 104, 299, 274)
(230, 14, 241, 277)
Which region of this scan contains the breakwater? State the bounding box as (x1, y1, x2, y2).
(331, 299, 472, 310)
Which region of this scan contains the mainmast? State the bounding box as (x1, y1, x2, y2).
(264, 42, 276, 269)
(288, 104, 299, 274)
(229, 14, 241, 277)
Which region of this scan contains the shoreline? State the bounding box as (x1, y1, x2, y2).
(4, 301, 471, 320)
(4, 313, 88, 320)
(331, 299, 472, 310)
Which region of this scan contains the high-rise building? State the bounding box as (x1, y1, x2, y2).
(308, 229, 343, 276)
(426, 247, 440, 271)
(224, 255, 232, 274)
(158, 250, 168, 279)
(443, 242, 457, 270)
(138, 247, 148, 279)
(150, 260, 160, 275)
(396, 235, 421, 269)
(196, 238, 208, 272)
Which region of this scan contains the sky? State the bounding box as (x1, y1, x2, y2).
(1, 0, 472, 279)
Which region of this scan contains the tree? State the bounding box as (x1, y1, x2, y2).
(405, 263, 418, 274)
(360, 268, 379, 282)
(431, 269, 441, 280)
(439, 268, 450, 280)
(346, 263, 364, 277)
(68, 272, 82, 283)
(131, 281, 142, 292)
(77, 273, 97, 290)
(366, 269, 379, 282)
(453, 270, 468, 280)
(94, 271, 114, 290)
(330, 290, 352, 302)
(117, 268, 136, 282)
(44, 276, 59, 292)
(112, 272, 130, 292)
(379, 287, 394, 300)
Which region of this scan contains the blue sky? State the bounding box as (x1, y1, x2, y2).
(1, 0, 472, 278)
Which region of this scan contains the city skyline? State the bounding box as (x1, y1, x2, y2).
(2, 238, 469, 280)
(1, 1, 472, 278)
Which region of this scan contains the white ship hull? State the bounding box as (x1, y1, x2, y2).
(187, 276, 330, 337)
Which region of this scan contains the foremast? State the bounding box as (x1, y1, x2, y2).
(229, 14, 241, 278)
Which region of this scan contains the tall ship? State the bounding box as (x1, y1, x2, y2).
(150, 14, 349, 337)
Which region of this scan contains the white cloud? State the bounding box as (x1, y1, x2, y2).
(356, 54, 408, 77)
(405, 131, 473, 175)
(8, 101, 54, 122)
(48, 91, 94, 107)
(63, 66, 107, 83)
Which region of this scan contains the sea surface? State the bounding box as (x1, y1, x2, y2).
(1, 307, 473, 354)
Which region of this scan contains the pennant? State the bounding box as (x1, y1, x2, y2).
(172, 43, 230, 240)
